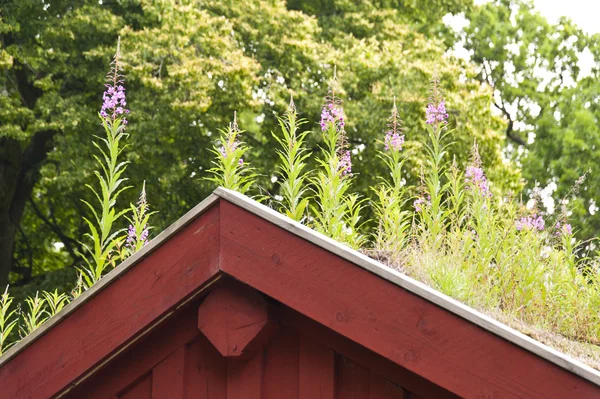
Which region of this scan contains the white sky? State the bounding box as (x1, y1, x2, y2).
(532, 0, 600, 34)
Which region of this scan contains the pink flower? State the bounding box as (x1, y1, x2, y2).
(384, 131, 404, 151)
(425, 101, 448, 125)
(516, 215, 545, 231)
(339, 150, 352, 176)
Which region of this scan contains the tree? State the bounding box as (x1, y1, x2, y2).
(462, 0, 600, 238)
(2, 0, 512, 289)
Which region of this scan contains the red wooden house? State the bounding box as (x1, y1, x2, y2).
(1, 187, 599, 399)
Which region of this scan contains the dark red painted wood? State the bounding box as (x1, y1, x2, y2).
(219, 200, 600, 398)
(64, 300, 202, 399)
(119, 374, 152, 399)
(263, 331, 300, 399)
(369, 374, 405, 399)
(197, 284, 276, 359)
(185, 337, 227, 399)
(185, 336, 227, 399)
(152, 347, 185, 399)
(299, 335, 335, 399)
(278, 306, 455, 399)
(227, 354, 264, 399)
(336, 355, 370, 399)
(0, 205, 220, 399)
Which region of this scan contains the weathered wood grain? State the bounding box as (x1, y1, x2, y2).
(279, 306, 455, 398)
(369, 374, 406, 399)
(184, 336, 227, 399)
(336, 355, 370, 399)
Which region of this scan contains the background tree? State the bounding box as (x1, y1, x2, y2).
(2, 0, 512, 294)
(461, 0, 600, 239)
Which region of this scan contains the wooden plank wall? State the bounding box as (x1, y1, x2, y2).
(65, 303, 432, 399)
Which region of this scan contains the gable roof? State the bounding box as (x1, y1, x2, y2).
(1, 187, 599, 398)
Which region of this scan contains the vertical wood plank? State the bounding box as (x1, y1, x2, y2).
(152, 347, 185, 399)
(227, 352, 264, 399)
(299, 336, 335, 399)
(263, 331, 299, 399)
(369, 373, 405, 399)
(336, 355, 370, 399)
(119, 374, 152, 399)
(185, 336, 227, 399)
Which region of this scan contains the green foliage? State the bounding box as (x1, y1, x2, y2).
(77, 51, 131, 288)
(19, 292, 48, 337)
(0, 0, 511, 289)
(206, 114, 257, 195)
(310, 78, 367, 249)
(254, 73, 600, 347)
(0, 287, 18, 355)
(42, 290, 70, 318)
(462, 0, 600, 239)
(124, 183, 155, 256)
(272, 98, 311, 222)
(371, 101, 411, 257)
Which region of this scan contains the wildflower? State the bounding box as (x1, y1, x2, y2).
(101, 41, 129, 124)
(425, 70, 448, 126)
(425, 101, 448, 125)
(465, 143, 491, 197)
(555, 222, 573, 236)
(219, 113, 244, 166)
(465, 165, 491, 197)
(126, 224, 136, 248)
(516, 214, 545, 231)
(414, 195, 431, 212)
(339, 150, 352, 176)
(384, 97, 405, 151)
(320, 101, 344, 132)
(384, 131, 404, 151)
(126, 184, 150, 250)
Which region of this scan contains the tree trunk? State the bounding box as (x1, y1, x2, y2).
(0, 211, 17, 288)
(0, 138, 22, 287)
(0, 131, 58, 286)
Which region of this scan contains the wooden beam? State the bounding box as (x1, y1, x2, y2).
(197, 283, 277, 359)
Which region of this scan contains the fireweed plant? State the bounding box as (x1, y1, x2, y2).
(206, 112, 257, 194)
(310, 74, 367, 249)
(372, 98, 411, 260)
(0, 287, 17, 355)
(123, 182, 155, 256)
(272, 97, 311, 222)
(77, 43, 133, 287)
(0, 42, 153, 353)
